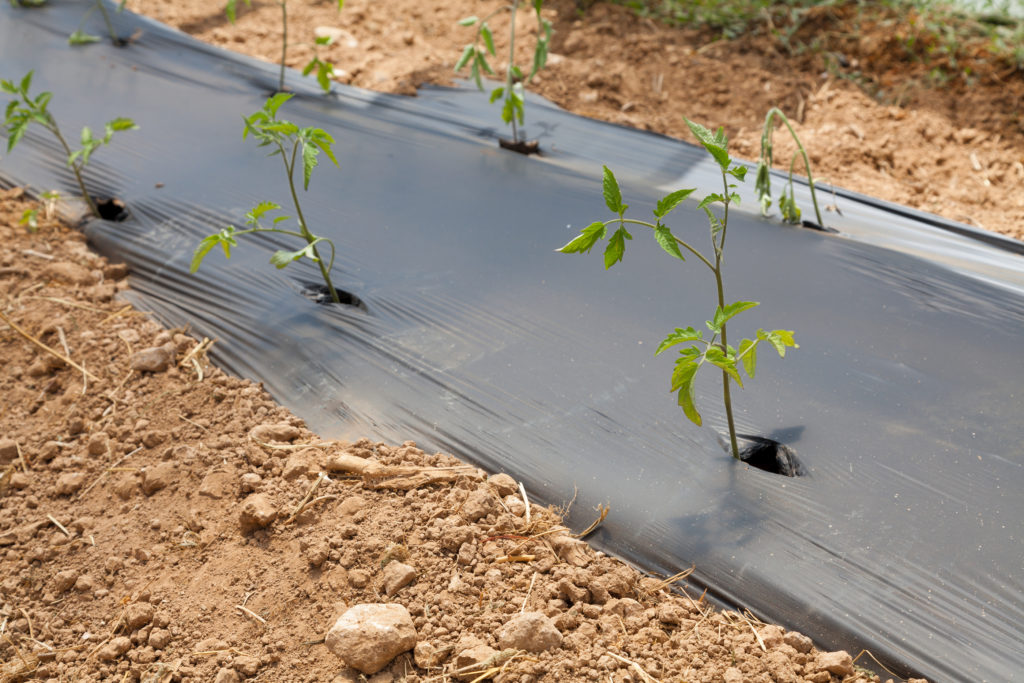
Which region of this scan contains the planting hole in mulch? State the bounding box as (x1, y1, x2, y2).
(301, 281, 365, 309)
(499, 137, 540, 155)
(736, 434, 804, 477)
(95, 197, 129, 222)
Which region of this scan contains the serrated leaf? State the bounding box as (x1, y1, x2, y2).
(455, 44, 474, 73)
(764, 329, 798, 356)
(263, 92, 292, 117)
(191, 229, 237, 272)
(655, 327, 702, 355)
(738, 338, 757, 378)
(653, 187, 696, 219)
(272, 215, 291, 224)
(270, 243, 318, 269)
(246, 200, 281, 224)
(556, 221, 606, 254)
(706, 346, 743, 387)
(68, 29, 101, 45)
(728, 165, 748, 181)
(654, 224, 685, 261)
(302, 141, 319, 190)
(685, 118, 730, 170)
(697, 193, 724, 210)
(602, 166, 623, 214)
(671, 356, 702, 426)
(717, 300, 759, 328)
(480, 23, 495, 55)
(603, 227, 631, 269)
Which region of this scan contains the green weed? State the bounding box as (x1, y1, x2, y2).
(191, 94, 343, 304)
(558, 120, 797, 460)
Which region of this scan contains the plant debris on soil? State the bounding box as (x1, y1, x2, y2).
(9, 0, 1018, 679)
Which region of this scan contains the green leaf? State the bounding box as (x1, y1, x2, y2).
(224, 0, 250, 23)
(106, 116, 137, 132)
(270, 243, 318, 269)
(728, 165, 748, 182)
(457, 15, 479, 26)
(19, 71, 32, 94)
(719, 300, 759, 326)
(655, 327, 702, 355)
(314, 35, 333, 46)
(302, 140, 319, 190)
(653, 224, 685, 261)
(697, 193, 724, 210)
(738, 338, 757, 378)
(33, 91, 51, 112)
(310, 129, 339, 167)
(302, 58, 317, 77)
(603, 226, 631, 269)
(489, 87, 504, 103)
(20, 208, 39, 231)
(246, 201, 281, 224)
(190, 228, 238, 272)
(684, 118, 730, 170)
(475, 51, 494, 76)
(653, 187, 696, 219)
(601, 166, 624, 215)
(454, 44, 474, 73)
(69, 30, 101, 45)
(670, 355, 702, 426)
(263, 92, 293, 118)
(480, 23, 495, 56)
(706, 346, 743, 387)
(556, 221, 606, 255)
(762, 329, 798, 357)
(316, 61, 334, 92)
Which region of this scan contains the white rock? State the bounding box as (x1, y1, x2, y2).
(325, 604, 417, 675)
(496, 612, 562, 653)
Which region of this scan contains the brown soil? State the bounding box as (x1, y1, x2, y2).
(9, 0, 1013, 680)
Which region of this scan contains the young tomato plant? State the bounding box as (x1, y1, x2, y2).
(11, 0, 128, 45)
(455, 0, 553, 151)
(2, 71, 137, 219)
(191, 93, 343, 304)
(226, 0, 344, 94)
(558, 120, 797, 461)
(755, 107, 826, 228)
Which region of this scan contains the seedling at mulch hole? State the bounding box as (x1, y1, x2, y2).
(2, 71, 138, 220)
(559, 119, 798, 465)
(191, 93, 348, 305)
(301, 282, 364, 309)
(456, 0, 553, 154)
(226, 0, 344, 95)
(755, 107, 827, 229)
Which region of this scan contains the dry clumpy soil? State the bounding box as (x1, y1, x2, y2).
(126, 0, 1024, 241)
(0, 188, 919, 680)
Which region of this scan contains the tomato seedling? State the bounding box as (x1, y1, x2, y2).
(10, 0, 128, 45)
(191, 93, 343, 304)
(755, 107, 826, 228)
(456, 0, 552, 151)
(2, 71, 137, 219)
(558, 119, 798, 460)
(226, 0, 344, 94)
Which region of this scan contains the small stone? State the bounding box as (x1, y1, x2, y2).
(86, 432, 110, 456)
(213, 668, 241, 683)
(812, 650, 854, 677)
(130, 344, 177, 373)
(248, 423, 300, 443)
(54, 569, 79, 592)
(282, 448, 319, 480)
(45, 261, 95, 285)
(125, 602, 154, 630)
(723, 667, 743, 683)
(461, 488, 499, 522)
(239, 472, 262, 493)
(496, 612, 562, 653)
(232, 654, 260, 676)
(239, 494, 278, 533)
(96, 636, 131, 661)
(198, 470, 234, 499)
(382, 562, 416, 596)
(55, 472, 87, 495)
(556, 578, 589, 605)
(324, 604, 417, 675)
(148, 628, 172, 650)
(73, 574, 94, 593)
(452, 643, 498, 680)
(487, 472, 518, 497)
(759, 624, 785, 648)
(348, 569, 370, 588)
(0, 438, 18, 465)
(306, 542, 330, 568)
(413, 641, 445, 668)
(142, 463, 176, 495)
(783, 630, 813, 654)
(456, 542, 475, 566)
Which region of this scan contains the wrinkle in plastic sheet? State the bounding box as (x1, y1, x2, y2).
(1, 5, 1023, 681)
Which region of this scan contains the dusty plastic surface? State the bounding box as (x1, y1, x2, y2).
(2, 5, 1023, 681)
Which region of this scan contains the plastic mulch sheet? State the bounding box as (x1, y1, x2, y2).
(2, 5, 1023, 681)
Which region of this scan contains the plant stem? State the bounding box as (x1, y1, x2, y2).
(768, 108, 825, 228)
(715, 169, 740, 460)
(96, 0, 117, 43)
(283, 142, 341, 303)
(47, 120, 99, 218)
(279, 1, 288, 93)
(505, 2, 518, 144)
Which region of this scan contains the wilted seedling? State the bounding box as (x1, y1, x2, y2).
(9, 0, 128, 45)
(226, 0, 344, 94)
(558, 120, 797, 461)
(456, 0, 553, 152)
(755, 107, 826, 228)
(19, 190, 61, 232)
(191, 93, 344, 304)
(2, 71, 137, 219)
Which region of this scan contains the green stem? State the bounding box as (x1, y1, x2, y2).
(96, 0, 117, 43)
(47, 119, 99, 218)
(767, 108, 825, 228)
(279, 1, 288, 93)
(505, 2, 518, 143)
(605, 218, 716, 273)
(283, 141, 341, 303)
(715, 169, 740, 460)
